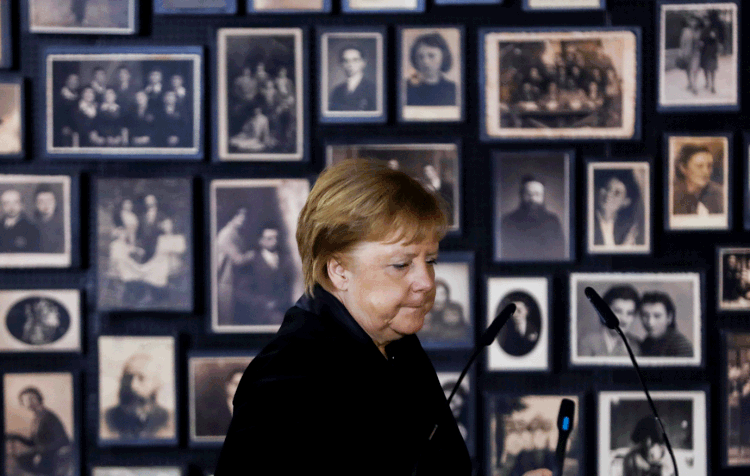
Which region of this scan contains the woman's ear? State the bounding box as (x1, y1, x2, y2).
(327, 257, 349, 291)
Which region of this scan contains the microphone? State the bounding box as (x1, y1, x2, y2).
(583, 287, 680, 476)
(553, 398, 575, 476)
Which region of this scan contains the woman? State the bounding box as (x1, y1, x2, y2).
(406, 32, 457, 106)
(621, 416, 675, 476)
(215, 160, 550, 476)
(672, 144, 723, 215)
(420, 279, 468, 343)
(678, 15, 703, 95)
(73, 87, 98, 147)
(497, 291, 541, 357)
(593, 168, 643, 248)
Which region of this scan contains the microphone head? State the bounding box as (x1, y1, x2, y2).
(584, 286, 620, 330)
(482, 303, 515, 347)
(557, 398, 575, 436)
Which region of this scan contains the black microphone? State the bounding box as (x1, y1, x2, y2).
(553, 398, 575, 476)
(583, 287, 680, 476)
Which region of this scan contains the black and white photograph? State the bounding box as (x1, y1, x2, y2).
(486, 276, 549, 372)
(319, 28, 386, 123)
(4, 372, 77, 476)
(598, 390, 707, 476)
(0, 289, 80, 352)
(724, 332, 750, 466)
(523, 0, 605, 9)
(0, 0, 9, 69)
(487, 394, 582, 476)
(399, 27, 463, 122)
(44, 47, 203, 159)
(435, 0, 501, 4)
(154, 0, 237, 14)
(658, 1, 739, 111)
(210, 179, 308, 333)
(342, 0, 426, 12)
(189, 354, 254, 445)
(98, 335, 177, 446)
(437, 371, 474, 457)
(587, 161, 650, 255)
(327, 142, 460, 232)
(217, 28, 304, 161)
(481, 28, 639, 141)
(666, 134, 730, 230)
(717, 247, 750, 310)
(96, 178, 192, 312)
(27, 0, 137, 35)
(417, 252, 473, 349)
(570, 272, 702, 367)
(93, 467, 182, 476)
(248, 0, 331, 12)
(0, 78, 23, 157)
(492, 151, 572, 262)
(0, 175, 72, 268)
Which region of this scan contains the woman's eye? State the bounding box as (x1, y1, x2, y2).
(427, 258, 438, 266)
(392, 263, 409, 270)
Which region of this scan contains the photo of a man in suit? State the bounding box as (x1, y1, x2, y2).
(33, 185, 64, 254)
(497, 291, 541, 357)
(329, 44, 377, 112)
(0, 189, 41, 253)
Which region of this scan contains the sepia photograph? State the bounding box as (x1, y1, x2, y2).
(524, 0, 605, 9)
(93, 467, 182, 476)
(44, 47, 203, 159)
(189, 353, 255, 445)
(486, 276, 549, 372)
(327, 142, 461, 232)
(481, 28, 639, 141)
(342, 0, 425, 12)
(98, 335, 177, 446)
(319, 28, 386, 123)
(587, 161, 650, 255)
(248, 0, 331, 12)
(417, 252, 473, 349)
(398, 26, 463, 122)
(570, 272, 702, 367)
(217, 28, 304, 161)
(492, 150, 573, 262)
(724, 332, 750, 467)
(27, 0, 137, 34)
(96, 178, 192, 312)
(666, 133, 730, 230)
(4, 372, 77, 476)
(210, 179, 309, 333)
(437, 371, 474, 457)
(658, 1, 739, 111)
(717, 247, 750, 311)
(487, 394, 582, 476)
(154, 0, 237, 14)
(598, 390, 707, 476)
(0, 174, 72, 268)
(0, 78, 23, 157)
(0, 289, 80, 352)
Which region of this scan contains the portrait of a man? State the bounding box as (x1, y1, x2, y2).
(329, 44, 376, 112)
(578, 285, 641, 357)
(0, 189, 41, 254)
(496, 291, 542, 357)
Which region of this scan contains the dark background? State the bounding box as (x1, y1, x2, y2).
(2, 0, 748, 475)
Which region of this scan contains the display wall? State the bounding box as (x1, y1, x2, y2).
(2, 0, 750, 475)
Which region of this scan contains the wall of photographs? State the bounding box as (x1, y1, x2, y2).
(1, 0, 750, 475)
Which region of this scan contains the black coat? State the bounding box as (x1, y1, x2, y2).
(215, 286, 471, 476)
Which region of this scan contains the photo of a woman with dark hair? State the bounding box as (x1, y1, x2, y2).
(496, 291, 542, 357)
(621, 416, 675, 476)
(592, 167, 645, 250)
(406, 32, 457, 106)
(672, 143, 723, 215)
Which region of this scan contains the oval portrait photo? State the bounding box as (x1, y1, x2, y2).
(5, 297, 71, 346)
(496, 290, 542, 357)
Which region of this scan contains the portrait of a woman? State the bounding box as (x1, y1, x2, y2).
(672, 143, 723, 215)
(496, 290, 542, 357)
(592, 168, 644, 249)
(215, 160, 550, 476)
(406, 32, 457, 106)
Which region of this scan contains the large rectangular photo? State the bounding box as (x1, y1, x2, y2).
(0, 289, 80, 352)
(210, 179, 309, 333)
(724, 332, 750, 467)
(481, 28, 639, 141)
(217, 28, 304, 161)
(44, 47, 203, 159)
(570, 272, 702, 367)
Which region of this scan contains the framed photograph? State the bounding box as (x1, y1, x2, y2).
(326, 142, 461, 233)
(189, 353, 255, 446)
(435, 0, 501, 4)
(210, 178, 309, 334)
(486, 393, 583, 476)
(154, 0, 237, 14)
(341, 0, 426, 13)
(437, 370, 475, 458)
(217, 28, 305, 162)
(417, 251, 473, 350)
(480, 27, 640, 141)
(717, 247, 750, 310)
(248, 0, 331, 12)
(43, 46, 203, 160)
(318, 27, 386, 124)
(486, 276, 550, 372)
(398, 26, 463, 122)
(0, 289, 80, 352)
(0, 174, 72, 268)
(657, 1, 739, 111)
(0, 77, 23, 158)
(98, 335, 177, 446)
(93, 467, 182, 476)
(587, 160, 651, 255)
(722, 331, 750, 467)
(598, 390, 707, 476)
(743, 133, 750, 230)
(0, 0, 10, 69)
(665, 133, 731, 230)
(492, 150, 573, 262)
(95, 178, 193, 312)
(4, 372, 78, 476)
(26, 0, 137, 35)
(523, 0, 605, 9)
(570, 272, 703, 367)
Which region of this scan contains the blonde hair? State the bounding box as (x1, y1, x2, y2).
(297, 159, 448, 296)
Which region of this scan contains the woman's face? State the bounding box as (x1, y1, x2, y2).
(82, 88, 95, 102)
(597, 177, 630, 215)
(414, 43, 443, 78)
(333, 235, 439, 346)
(122, 199, 133, 212)
(680, 151, 714, 190)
